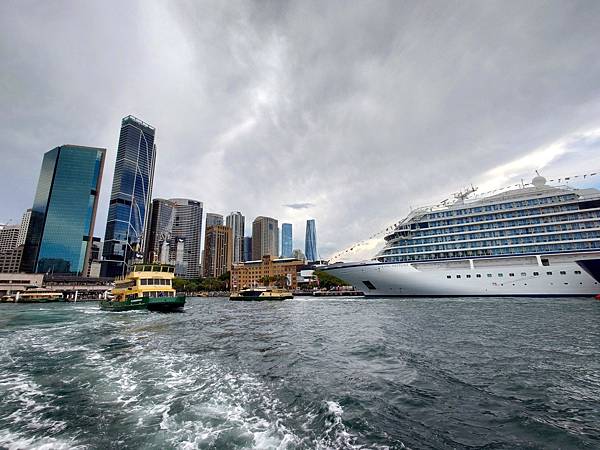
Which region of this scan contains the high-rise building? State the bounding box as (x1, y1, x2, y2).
(226, 211, 245, 264)
(242, 236, 252, 262)
(171, 198, 203, 279)
(206, 213, 223, 228)
(252, 216, 279, 260)
(281, 223, 292, 258)
(305, 219, 317, 262)
(203, 225, 233, 278)
(102, 115, 156, 278)
(145, 198, 176, 264)
(17, 209, 32, 247)
(21, 145, 105, 274)
(0, 225, 20, 253)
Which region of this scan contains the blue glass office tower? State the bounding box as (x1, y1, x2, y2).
(21, 145, 105, 274)
(102, 116, 156, 277)
(305, 219, 317, 262)
(281, 223, 293, 258)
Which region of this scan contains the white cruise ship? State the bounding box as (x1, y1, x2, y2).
(324, 176, 600, 297)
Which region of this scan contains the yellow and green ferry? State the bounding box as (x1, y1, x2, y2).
(100, 264, 186, 312)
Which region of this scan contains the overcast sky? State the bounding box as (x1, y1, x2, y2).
(2, 0, 600, 259)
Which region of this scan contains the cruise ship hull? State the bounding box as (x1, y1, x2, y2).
(324, 254, 600, 297)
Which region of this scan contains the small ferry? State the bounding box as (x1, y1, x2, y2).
(1, 288, 64, 303)
(100, 264, 185, 312)
(230, 287, 293, 301)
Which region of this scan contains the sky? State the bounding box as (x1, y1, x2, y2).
(1, 0, 600, 260)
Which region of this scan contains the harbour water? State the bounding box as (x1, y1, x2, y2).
(1, 297, 599, 449)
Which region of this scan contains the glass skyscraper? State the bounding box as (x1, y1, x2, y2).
(281, 223, 293, 258)
(21, 145, 105, 274)
(305, 219, 317, 262)
(102, 115, 156, 277)
(226, 211, 245, 263)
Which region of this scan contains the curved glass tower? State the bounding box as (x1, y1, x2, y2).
(102, 116, 156, 277)
(305, 219, 317, 262)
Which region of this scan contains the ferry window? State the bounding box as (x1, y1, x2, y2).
(497, 273, 503, 277)
(456, 275, 461, 278)
(574, 270, 581, 275)
(446, 275, 451, 279)
(541, 258, 550, 266)
(509, 273, 514, 277)
(546, 271, 552, 275)
(487, 274, 492, 278)
(521, 272, 527, 277)
(533, 272, 539, 276)
(476, 274, 481, 278)
(141, 279, 149, 285)
(559, 271, 566, 275)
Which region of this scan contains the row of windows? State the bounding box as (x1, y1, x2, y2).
(140, 278, 171, 286)
(424, 194, 577, 220)
(383, 231, 600, 255)
(394, 210, 600, 239)
(421, 205, 579, 229)
(380, 241, 600, 262)
(388, 220, 600, 247)
(446, 270, 582, 279)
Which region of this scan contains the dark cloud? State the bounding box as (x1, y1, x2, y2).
(1, 0, 600, 258)
(284, 203, 315, 210)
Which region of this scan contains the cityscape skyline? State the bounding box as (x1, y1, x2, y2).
(2, 2, 600, 260)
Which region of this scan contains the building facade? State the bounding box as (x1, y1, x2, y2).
(252, 216, 279, 260)
(305, 219, 318, 262)
(17, 209, 32, 247)
(0, 225, 20, 253)
(145, 198, 176, 264)
(102, 115, 156, 278)
(281, 223, 292, 258)
(242, 236, 252, 262)
(226, 211, 245, 264)
(203, 225, 233, 278)
(21, 145, 105, 275)
(171, 198, 203, 279)
(230, 255, 303, 292)
(206, 213, 223, 228)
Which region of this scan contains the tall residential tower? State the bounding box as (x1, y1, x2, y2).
(252, 216, 279, 260)
(102, 115, 156, 277)
(226, 211, 245, 263)
(305, 219, 317, 262)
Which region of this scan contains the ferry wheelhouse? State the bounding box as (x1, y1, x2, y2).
(324, 176, 600, 296)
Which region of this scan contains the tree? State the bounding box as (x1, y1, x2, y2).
(314, 270, 348, 289)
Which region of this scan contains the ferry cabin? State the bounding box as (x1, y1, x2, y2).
(112, 264, 177, 301)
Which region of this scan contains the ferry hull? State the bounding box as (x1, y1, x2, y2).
(324, 259, 600, 297)
(100, 296, 186, 312)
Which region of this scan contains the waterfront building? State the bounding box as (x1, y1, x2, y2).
(242, 236, 252, 262)
(171, 198, 203, 279)
(102, 115, 156, 278)
(0, 225, 20, 253)
(17, 209, 32, 247)
(21, 145, 105, 275)
(203, 225, 233, 278)
(230, 255, 303, 292)
(305, 219, 318, 262)
(324, 176, 600, 296)
(206, 213, 224, 228)
(252, 216, 279, 259)
(226, 211, 245, 264)
(0, 273, 44, 296)
(281, 223, 293, 258)
(0, 247, 24, 274)
(145, 198, 177, 264)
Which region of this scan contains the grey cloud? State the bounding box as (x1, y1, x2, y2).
(2, 0, 600, 258)
(284, 203, 315, 210)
